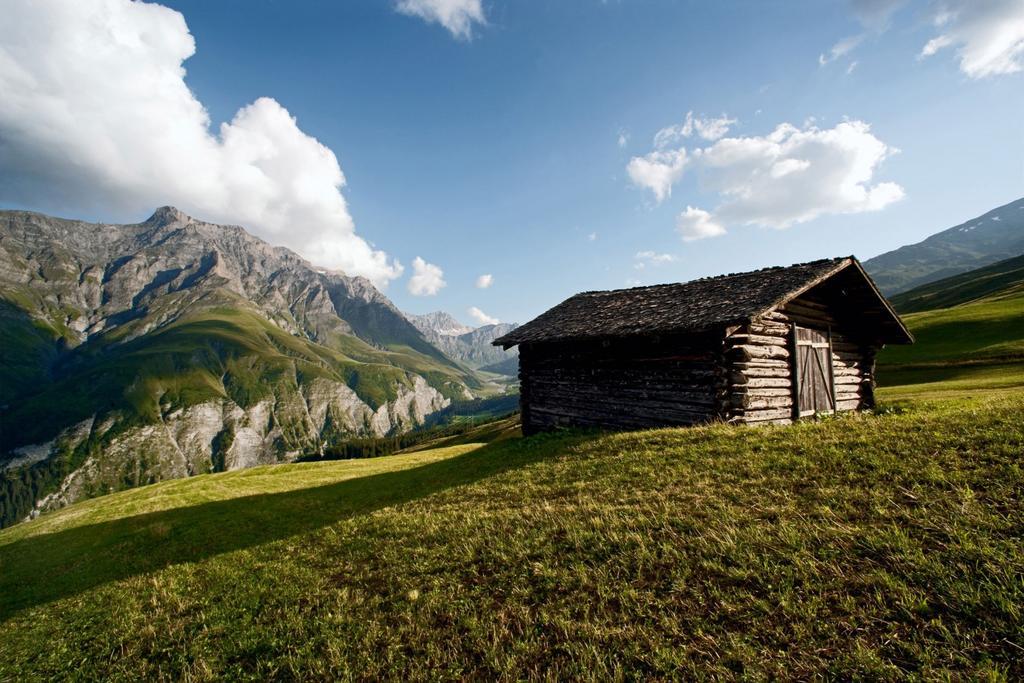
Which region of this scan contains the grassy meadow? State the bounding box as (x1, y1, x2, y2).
(877, 258, 1024, 401)
(1, 268, 1022, 679)
(1, 394, 1022, 678)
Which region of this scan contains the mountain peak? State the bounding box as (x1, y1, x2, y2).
(146, 206, 192, 226)
(407, 311, 474, 337)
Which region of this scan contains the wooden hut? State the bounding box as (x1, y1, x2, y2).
(493, 257, 912, 434)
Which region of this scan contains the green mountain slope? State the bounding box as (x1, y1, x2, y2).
(863, 196, 1024, 294)
(888, 253, 1024, 314)
(0, 208, 480, 527)
(877, 258, 1024, 393)
(1, 394, 1021, 678)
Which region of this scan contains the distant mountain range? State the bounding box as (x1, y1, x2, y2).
(864, 196, 1024, 294)
(407, 311, 519, 373)
(0, 207, 485, 525)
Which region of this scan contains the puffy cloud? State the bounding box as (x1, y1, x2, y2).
(676, 207, 726, 242)
(395, 0, 485, 40)
(629, 119, 903, 240)
(468, 306, 499, 325)
(626, 149, 688, 203)
(633, 251, 677, 269)
(700, 120, 904, 230)
(408, 257, 446, 296)
(0, 0, 402, 286)
(475, 273, 493, 289)
(920, 0, 1024, 78)
(653, 112, 736, 148)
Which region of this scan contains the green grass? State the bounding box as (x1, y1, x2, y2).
(878, 363, 1024, 402)
(1, 393, 1022, 679)
(877, 266, 1024, 400)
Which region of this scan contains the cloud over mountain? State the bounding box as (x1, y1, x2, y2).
(0, 0, 402, 286)
(408, 257, 447, 296)
(468, 306, 499, 325)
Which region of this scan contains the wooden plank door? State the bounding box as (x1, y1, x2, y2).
(791, 325, 836, 418)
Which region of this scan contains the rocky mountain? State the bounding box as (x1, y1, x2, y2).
(406, 310, 519, 373)
(864, 196, 1024, 294)
(406, 311, 474, 338)
(0, 207, 481, 526)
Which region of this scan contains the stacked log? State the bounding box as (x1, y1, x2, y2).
(721, 317, 794, 424)
(723, 294, 877, 425)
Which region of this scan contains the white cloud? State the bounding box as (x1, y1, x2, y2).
(630, 119, 903, 240)
(0, 0, 402, 287)
(676, 207, 726, 242)
(617, 129, 630, 148)
(920, 0, 1024, 78)
(840, 0, 1024, 79)
(847, 60, 860, 74)
(699, 120, 903, 230)
(475, 273, 493, 289)
(653, 111, 736, 148)
(395, 0, 485, 40)
(626, 148, 688, 203)
(408, 257, 446, 296)
(587, 232, 598, 241)
(633, 250, 677, 269)
(468, 306, 499, 325)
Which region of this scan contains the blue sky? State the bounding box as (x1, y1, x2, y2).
(1, 0, 1022, 325)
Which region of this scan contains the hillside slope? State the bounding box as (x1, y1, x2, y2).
(888, 253, 1024, 314)
(876, 259, 1024, 394)
(863, 196, 1024, 294)
(1, 395, 1021, 678)
(0, 208, 480, 526)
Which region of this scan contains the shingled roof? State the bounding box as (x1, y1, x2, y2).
(494, 256, 911, 347)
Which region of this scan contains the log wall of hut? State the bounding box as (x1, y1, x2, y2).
(517, 334, 722, 435)
(722, 275, 881, 425)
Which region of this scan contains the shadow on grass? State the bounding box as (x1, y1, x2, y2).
(0, 434, 576, 621)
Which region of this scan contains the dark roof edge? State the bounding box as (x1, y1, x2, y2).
(757, 256, 914, 345)
(492, 255, 913, 348)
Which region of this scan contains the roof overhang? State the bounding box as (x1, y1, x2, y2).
(760, 257, 914, 345)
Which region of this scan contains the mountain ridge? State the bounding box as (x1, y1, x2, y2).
(863, 196, 1024, 294)
(0, 207, 479, 526)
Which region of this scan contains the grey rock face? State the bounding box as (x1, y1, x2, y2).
(0, 207, 472, 522)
